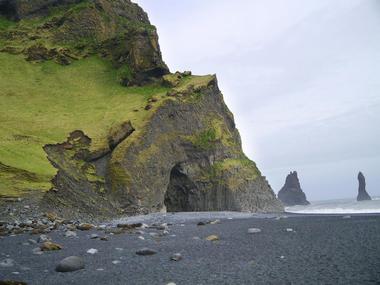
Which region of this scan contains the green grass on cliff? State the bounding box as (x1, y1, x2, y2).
(0, 53, 169, 197)
(0, 16, 15, 30)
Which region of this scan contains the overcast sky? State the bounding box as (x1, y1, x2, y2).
(134, 0, 380, 201)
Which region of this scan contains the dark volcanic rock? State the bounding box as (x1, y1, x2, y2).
(278, 171, 309, 206)
(136, 248, 157, 256)
(357, 172, 371, 201)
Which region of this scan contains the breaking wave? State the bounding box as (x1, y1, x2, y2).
(286, 197, 380, 214)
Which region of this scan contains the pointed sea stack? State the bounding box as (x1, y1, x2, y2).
(357, 172, 371, 201)
(278, 171, 310, 206)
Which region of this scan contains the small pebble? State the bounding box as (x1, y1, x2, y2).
(205, 235, 219, 241)
(38, 235, 50, 243)
(136, 248, 157, 256)
(90, 234, 99, 239)
(65, 231, 77, 238)
(286, 228, 294, 232)
(87, 248, 98, 255)
(32, 247, 43, 255)
(0, 258, 14, 267)
(248, 228, 261, 234)
(170, 253, 182, 261)
(112, 260, 121, 265)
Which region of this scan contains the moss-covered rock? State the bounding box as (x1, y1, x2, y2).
(106, 76, 282, 213)
(0, 0, 169, 85)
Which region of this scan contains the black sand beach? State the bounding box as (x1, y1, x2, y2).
(1, 213, 380, 285)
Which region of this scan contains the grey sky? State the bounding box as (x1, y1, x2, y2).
(134, 0, 380, 201)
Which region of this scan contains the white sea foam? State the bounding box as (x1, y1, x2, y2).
(286, 197, 380, 214)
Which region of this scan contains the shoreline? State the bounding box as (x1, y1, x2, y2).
(1, 212, 380, 284)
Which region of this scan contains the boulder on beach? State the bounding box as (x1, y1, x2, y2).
(56, 256, 85, 272)
(357, 172, 371, 201)
(278, 171, 310, 206)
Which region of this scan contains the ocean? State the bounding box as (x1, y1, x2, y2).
(286, 197, 380, 214)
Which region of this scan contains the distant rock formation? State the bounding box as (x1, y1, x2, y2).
(357, 172, 371, 201)
(278, 171, 310, 206)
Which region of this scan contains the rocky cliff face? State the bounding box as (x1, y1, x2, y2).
(0, 0, 283, 217)
(0, 0, 168, 85)
(278, 171, 309, 206)
(357, 172, 371, 201)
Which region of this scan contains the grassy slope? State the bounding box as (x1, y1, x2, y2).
(0, 53, 169, 197)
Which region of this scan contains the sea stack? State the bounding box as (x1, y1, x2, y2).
(278, 171, 310, 206)
(357, 172, 371, 201)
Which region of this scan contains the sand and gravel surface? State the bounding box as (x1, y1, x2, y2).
(1, 212, 380, 285)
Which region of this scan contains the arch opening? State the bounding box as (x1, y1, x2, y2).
(164, 164, 198, 212)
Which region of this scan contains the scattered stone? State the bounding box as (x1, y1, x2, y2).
(248, 228, 261, 234)
(56, 256, 85, 272)
(65, 231, 77, 238)
(96, 268, 104, 271)
(0, 258, 14, 267)
(100, 236, 109, 241)
(286, 228, 294, 232)
(144, 104, 152, 111)
(32, 247, 43, 255)
(105, 228, 125, 235)
(27, 239, 37, 244)
(45, 212, 58, 222)
(210, 219, 220, 225)
(166, 283, 176, 285)
(37, 235, 50, 243)
(116, 223, 142, 230)
(197, 221, 207, 226)
(138, 236, 145, 240)
(40, 242, 62, 251)
(77, 223, 94, 231)
(112, 260, 121, 265)
(183, 71, 192, 76)
(136, 248, 157, 256)
(90, 234, 99, 239)
(170, 253, 182, 261)
(115, 248, 123, 252)
(148, 96, 158, 103)
(86, 248, 98, 255)
(206, 235, 219, 241)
